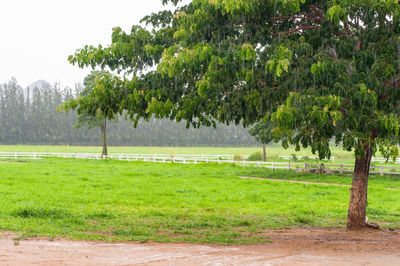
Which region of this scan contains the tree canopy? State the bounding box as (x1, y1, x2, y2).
(68, 0, 400, 229)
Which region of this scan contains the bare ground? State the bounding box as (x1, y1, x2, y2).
(239, 176, 400, 191)
(1, 227, 400, 265)
(239, 176, 351, 187)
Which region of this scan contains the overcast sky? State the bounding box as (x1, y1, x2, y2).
(0, 0, 183, 88)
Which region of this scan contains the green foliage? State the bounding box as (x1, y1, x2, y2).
(248, 115, 275, 145)
(233, 154, 244, 161)
(266, 45, 293, 78)
(326, 5, 347, 24)
(68, 0, 400, 165)
(247, 151, 263, 161)
(69, 71, 112, 130)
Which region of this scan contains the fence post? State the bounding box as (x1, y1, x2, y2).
(380, 167, 384, 176)
(272, 162, 275, 170)
(288, 161, 291, 170)
(332, 156, 335, 162)
(14, 152, 17, 159)
(340, 164, 343, 174)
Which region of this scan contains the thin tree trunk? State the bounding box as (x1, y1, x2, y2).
(101, 119, 107, 157)
(262, 144, 267, 162)
(347, 141, 373, 230)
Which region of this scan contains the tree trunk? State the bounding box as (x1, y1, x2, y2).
(101, 119, 108, 157)
(347, 142, 373, 230)
(262, 144, 267, 162)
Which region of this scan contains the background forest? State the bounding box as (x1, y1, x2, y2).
(0, 79, 256, 146)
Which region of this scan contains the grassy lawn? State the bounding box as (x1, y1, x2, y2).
(0, 158, 399, 244)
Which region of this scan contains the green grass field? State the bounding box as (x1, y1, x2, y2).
(0, 158, 399, 244)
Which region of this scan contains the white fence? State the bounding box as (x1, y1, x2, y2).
(280, 155, 335, 162)
(0, 152, 234, 161)
(371, 157, 400, 164)
(2, 152, 400, 176)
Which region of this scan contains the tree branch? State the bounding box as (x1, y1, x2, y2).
(272, 15, 322, 23)
(384, 76, 400, 89)
(274, 25, 320, 36)
(310, 5, 325, 20)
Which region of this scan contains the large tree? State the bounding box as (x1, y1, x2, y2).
(69, 0, 400, 229)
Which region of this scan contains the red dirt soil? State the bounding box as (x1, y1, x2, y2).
(1, 227, 399, 265)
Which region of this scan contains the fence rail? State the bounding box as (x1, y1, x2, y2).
(2, 152, 400, 176)
(371, 157, 400, 164)
(0, 152, 234, 161)
(280, 155, 335, 162)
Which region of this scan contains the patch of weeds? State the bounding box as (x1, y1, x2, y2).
(113, 227, 153, 237)
(294, 214, 314, 225)
(313, 191, 333, 196)
(85, 211, 115, 219)
(247, 152, 263, 161)
(12, 207, 73, 219)
(234, 154, 244, 161)
(140, 210, 166, 217)
(367, 207, 389, 216)
(11, 160, 30, 163)
(13, 236, 24, 246)
(231, 219, 253, 226)
(176, 189, 195, 194)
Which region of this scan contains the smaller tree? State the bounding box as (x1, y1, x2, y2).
(59, 71, 122, 157)
(248, 116, 274, 161)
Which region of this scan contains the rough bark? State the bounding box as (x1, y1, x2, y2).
(101, 119, 108, 157)
(262, 144, 267, 162)
(347, 142, 373, 230)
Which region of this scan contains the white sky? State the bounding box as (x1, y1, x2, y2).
(0, 0, 183, 88)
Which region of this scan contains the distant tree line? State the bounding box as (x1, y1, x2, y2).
(0, 79, 256, 146)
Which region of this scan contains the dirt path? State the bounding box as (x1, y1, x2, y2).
(239, 176, 400, 191)
(1, 228, 399, 265)
(239, 175, 351, 187)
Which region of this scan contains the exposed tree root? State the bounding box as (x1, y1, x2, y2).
(365, 217, 380, 229)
